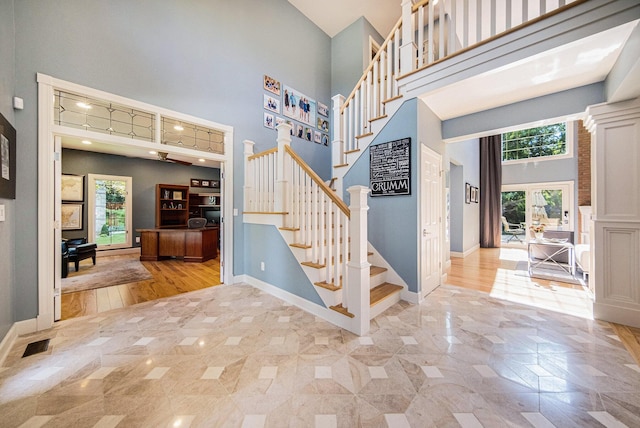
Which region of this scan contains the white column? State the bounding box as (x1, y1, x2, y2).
(275, 123, 292, 214)
(585, 97, 640, 328)
(243, 140, 255, 211)
(347, 185, 371, 336)
(332, 94, 345, 198)
(400, 0, 417, 76)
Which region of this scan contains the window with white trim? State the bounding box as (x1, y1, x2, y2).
(502, 123, 568, 162)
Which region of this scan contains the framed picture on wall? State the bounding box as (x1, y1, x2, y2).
(465, 182, 471, 204)
(0, 112, 16, 199)
(61, 203, 83, 230)
(61, 174, 84, 202)
(264, 112, 275, 129)
(263, 75, 281, 96)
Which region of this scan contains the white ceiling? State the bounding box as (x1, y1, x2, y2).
(420, 21, 639, 121)
(288, 0, 400, 37)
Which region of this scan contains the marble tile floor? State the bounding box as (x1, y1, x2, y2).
(1, 284, 639, 428)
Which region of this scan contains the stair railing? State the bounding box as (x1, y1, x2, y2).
(333, 0, 581, 174)
(244, 123, 371, 335)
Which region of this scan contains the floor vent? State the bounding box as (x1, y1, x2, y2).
(22, 339, 50, 358)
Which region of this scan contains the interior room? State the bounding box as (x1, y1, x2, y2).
(1, 1, 639, 426)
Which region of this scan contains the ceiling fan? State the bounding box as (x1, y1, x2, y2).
(157, 151, 192, 166)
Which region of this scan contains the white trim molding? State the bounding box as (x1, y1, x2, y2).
(37, 73, 235, 332)
(585, 98, 640, 328)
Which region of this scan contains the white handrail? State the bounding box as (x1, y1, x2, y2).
(244, 124, 370, 334)
(333, 0, 582, 173)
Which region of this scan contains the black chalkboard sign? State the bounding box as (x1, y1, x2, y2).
(0, 112, 16, 199)
(369, 138, 411, 197)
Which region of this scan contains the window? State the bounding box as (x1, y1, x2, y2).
(501, 181, 574, 246)
(88, 174, 132, 250)
(502, 123, 567, 162)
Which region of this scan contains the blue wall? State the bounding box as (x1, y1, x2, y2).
(11, 0, 333, 322)
(447, 139, 480, 253)
(0, 0, 16, 341)
(331, 17, 383, 102)
(244, 224, 324, 306)
(343, 99, 419, 292)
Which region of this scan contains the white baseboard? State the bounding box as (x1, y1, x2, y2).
(401, 288, 421, 304)
(236, 274, 354, 332)
(0, 324, 18, 367)
(594, 302, 640, 329)
(450, 244, 480, 258)
(16, 318, 38, 336)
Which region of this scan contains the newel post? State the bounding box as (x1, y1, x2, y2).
(243, 140, 255, 211)
(400, 0, 416, 76)
(347, 185, 371, 336)
(332, 94, 345, 197)
(275, 123, 292, 214)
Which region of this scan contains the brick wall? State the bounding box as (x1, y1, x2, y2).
(577, 120, 591, 206)
(577, 120, 591, 243)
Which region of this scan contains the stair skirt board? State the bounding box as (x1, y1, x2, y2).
(236, 274, 359, 334)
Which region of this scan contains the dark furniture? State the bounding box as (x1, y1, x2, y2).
(156, 184, 190, 228)
(64, 237, 97, 272)
(61, 241, 70, 278)
(137, 227, 218, 262)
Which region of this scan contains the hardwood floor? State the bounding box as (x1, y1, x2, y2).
(61, 254, 221, 320)
(447, 247, 640, 365)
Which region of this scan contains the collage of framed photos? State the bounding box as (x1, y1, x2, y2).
(263, 75, 330, 147)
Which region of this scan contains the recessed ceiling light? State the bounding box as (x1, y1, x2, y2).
(81, 140, 92, 145)
(149, 151, 157, 155)
(76, 102, 92, 109)
(174, 125, 184, 131)
(199, 159, 205, 163)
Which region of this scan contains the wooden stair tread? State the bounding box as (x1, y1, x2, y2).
(356, 132, 374, 139)
(315, 281, 341, 291)
(279, 227, 299, 231)
(370, 282, 403, 306)
(382, 94, 403, 104)
(370, 266, 387, 277)
(302, 261, 325, 269)
(333, 163, 349, 168)
(329, 304, 354, 318)
(290, 243, 312, 249)
(344, 148, 361, 154)
(369, 114, 388, 122)
(303, 252, 375, 269)
(329, 283, 402, 318)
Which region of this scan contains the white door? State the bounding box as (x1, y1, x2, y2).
(421, 145, 442, 297)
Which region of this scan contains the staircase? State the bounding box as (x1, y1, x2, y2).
(243, 1, 585, 335)
(330, 0, 582, 197)
(243, 125, 405, 335)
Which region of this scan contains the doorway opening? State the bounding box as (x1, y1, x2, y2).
(38, 74, 234, 329)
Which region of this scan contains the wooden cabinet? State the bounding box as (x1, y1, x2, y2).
(189, 192, 221, 225)
(156, 184, 189, 228)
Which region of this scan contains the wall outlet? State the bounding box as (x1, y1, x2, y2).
(260, 261, 265, 271)
(135, 236, 140, 243)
